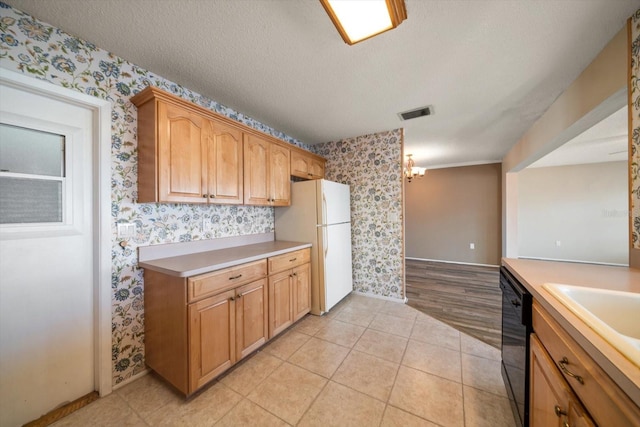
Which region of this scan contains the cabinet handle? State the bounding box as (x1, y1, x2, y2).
(229, 296, 235, 301)
(554, 405, 567, 417)
(209, 194, 215, 198)
(558, 357, 584, 385)
(290, 258, 297, 262)
(292, 272, 297, 276)
(202, 194, 208, 198)
(229, 274, 243, 280)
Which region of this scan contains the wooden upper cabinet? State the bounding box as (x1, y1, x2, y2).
(205, 120, 243, 204)
(132, 86, 322, 204)
(291, 148, 325, 180)
(158, 101, 206, 203)
(244, 134, 291, 206)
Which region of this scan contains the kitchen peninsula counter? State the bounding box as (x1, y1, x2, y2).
(502, 257, 640, 406)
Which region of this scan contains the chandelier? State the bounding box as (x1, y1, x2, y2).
(404, 154, 425, 182)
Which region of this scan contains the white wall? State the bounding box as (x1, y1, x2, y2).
(518, 161, 628, 264)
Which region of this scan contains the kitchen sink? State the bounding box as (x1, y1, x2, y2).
(542, 283, 640, 367)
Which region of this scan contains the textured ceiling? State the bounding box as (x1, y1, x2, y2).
(6, 0, 639, 168)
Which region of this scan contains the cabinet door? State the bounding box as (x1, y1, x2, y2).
(270, 143, 290, 206)
(188, 289, 236, 393)
(291, 150, 311, 178)
(243, 134, 270, 205)
(158, 101, 207, 203)
(206, 119, 243, 204)
(292, 263, 311, 322)
(268, 270, 293, 338)
(530, 334, 594, 427)
(309, 159, 325, 179)
(235, 279, 268, 360)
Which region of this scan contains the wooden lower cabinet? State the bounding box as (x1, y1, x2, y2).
(144, 248, 311, 396)
(267, 249, 312, 339)
(189, 289, 236, 392)
(530, 334, 594, 427)
(531, 301, 640, 427)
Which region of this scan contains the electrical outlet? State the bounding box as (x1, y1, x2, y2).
(556, 240, 561, 247)
(469, 243, 475, 250)
(117, 223, 136, 239)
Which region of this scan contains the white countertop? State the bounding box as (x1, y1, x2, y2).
(502, 257, 640, 405)
(139, 240, 311, 277)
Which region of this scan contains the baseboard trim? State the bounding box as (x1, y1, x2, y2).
(352, 290, 405, 303)
(517, 256, 628, 267)
(112, 369, 150, 392)
(23, 391, 99, 427)
(405, 257, 499, 268)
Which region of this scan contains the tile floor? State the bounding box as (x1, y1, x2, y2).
(52, 294, 515, 427)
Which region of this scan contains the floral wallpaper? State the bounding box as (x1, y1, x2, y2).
(0, 2, 315, 386)
(631, 10, 640, 250)
(314, 130, 405, 300)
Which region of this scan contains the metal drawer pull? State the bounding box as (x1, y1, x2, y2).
(554, 405, 567, 417)
(229, 274, 243, 280)
(558, 357, 584, 384)
(290, 257, 297, 262)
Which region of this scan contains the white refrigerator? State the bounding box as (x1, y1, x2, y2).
(274, 179, 353, 315)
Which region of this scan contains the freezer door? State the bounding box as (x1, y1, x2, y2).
(318, 180, 351, 225)
(318, 222, 353, 312)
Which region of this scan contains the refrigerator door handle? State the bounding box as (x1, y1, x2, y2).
(324, 225, 329, 257)
(322, 193, 328, 225)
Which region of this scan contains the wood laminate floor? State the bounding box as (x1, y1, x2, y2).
(405, 259, 502, 349)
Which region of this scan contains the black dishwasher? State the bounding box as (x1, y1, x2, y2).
(500, 265, 532, 427)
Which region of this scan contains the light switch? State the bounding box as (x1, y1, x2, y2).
(469, 243, 475, 250)
(117, 223, 136, 239)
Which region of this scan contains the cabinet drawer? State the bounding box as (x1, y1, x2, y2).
(533, 302, 640, 427)
(268, 248, 310, 274)
(188, 259, 267, 302)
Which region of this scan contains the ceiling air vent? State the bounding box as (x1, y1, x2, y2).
(398, 105, 433, 121)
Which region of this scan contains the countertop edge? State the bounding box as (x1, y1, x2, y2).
(502, 258, 640, 406)
(139, 241, 312, 277)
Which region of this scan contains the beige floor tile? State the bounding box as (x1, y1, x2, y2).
(221, 352, 283, 395)
(354, 328, 408, 363)
(389, 366, 464, 427)
(381, 406, 440, 427)
(411, 318, 461, 351)
(298, 381, 385, 427)
(51, 393, 141, 427)
(215, 399, 289, 427)
(402, 339, 462, 383)
(332, 350, 399, 401)
(334, 306, 377, 327)
(314, 319, 365, 347)
(144, 382, 242, 426)
(117, 373, 183, 419)
(369, 313, 416, 338)
(288, 337, 350, 378)
(463, 385, 515, 427)
(380, 300, 419, 320)
(247, 362, 326, 425)
(291, 314, 332, 335)
(263, 329, 311, 360)
(461, 354, 508, 397)
(461, 333, 501, 361)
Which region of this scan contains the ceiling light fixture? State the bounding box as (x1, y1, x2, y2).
(404, 154, 426, 183)
(320, 0, 407, 45)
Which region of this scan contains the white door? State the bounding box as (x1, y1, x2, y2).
(0, 83, 95, 426)
(320, 222, 353, 311)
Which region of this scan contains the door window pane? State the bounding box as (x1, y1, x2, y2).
(0, 124, 64, 177)
(0, 177, 63, 223)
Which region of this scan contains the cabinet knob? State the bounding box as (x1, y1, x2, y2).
(209, 194, 215, 198)
(554, 405, 567, 417)
(202, 194, 208, 198)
